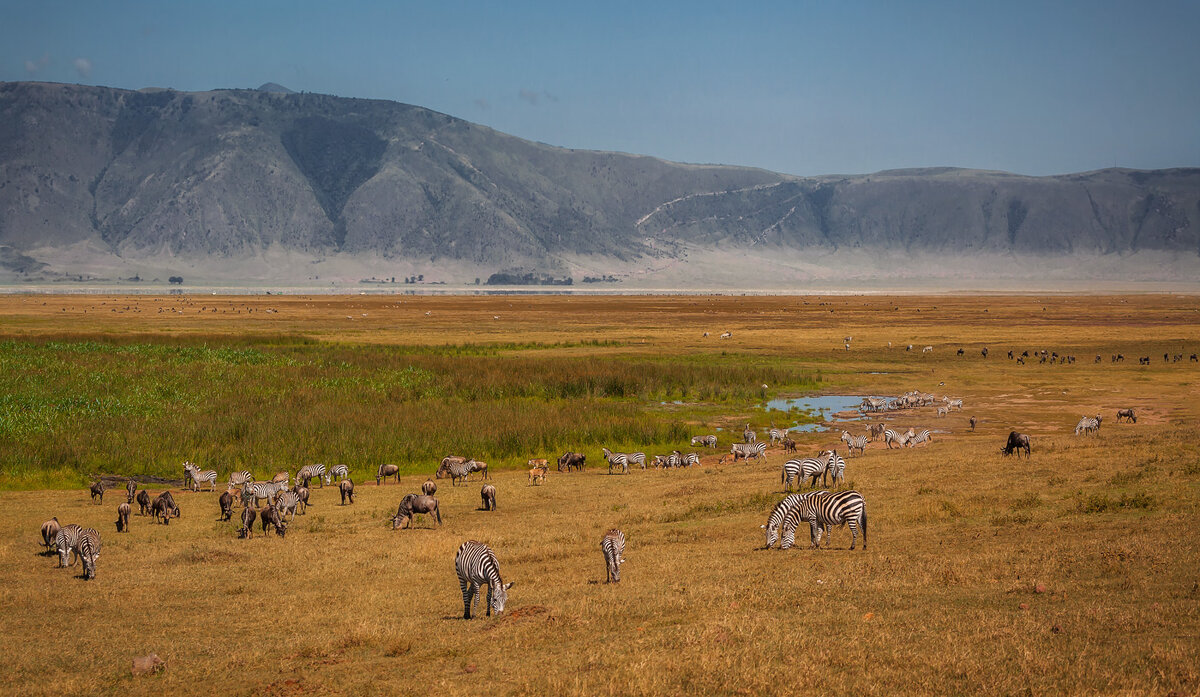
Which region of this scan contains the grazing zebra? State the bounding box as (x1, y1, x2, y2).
(242, 481, 285, 507)
(883, 428, 910, 449)
(768, 427, 790, 444)
(183, 462, 218, 492)
(691, 435, 718, 448)
(601, 529, 626, 583)
(1074, 415, 1101, 435)
(906, 429, 933, 447)
(454, 541, 514, 619)
(840, 431, 868, 456)
(480, 484, 496, 511)
(665, 451, 683, 468)
(55, 524, 84, 568)
(742, 425, 756, 443)
(1116, 408, 1136, 423)
(297, 464, 327, 488)
(602, 448, 630, 475)
(275, 490, 301, 521)
(126, 479, 137, 504)
(731, 441, 767, 462)
(228, 470, 254, 489)
(682, 452, 700, 467)
(376, 464, 400, 485)
(116, 503, 130, 532)
(41, 518, 60, 554)
(762, 493, 821, 548)
(827, 451, 846, 486)
(76, 528, 101, 580)
(422, 479, 437, 496)
(238, 507, 256, 538)
(781, 490, 867, 550)
(324, 464, 350, 485)
(89, 481, 106, 504)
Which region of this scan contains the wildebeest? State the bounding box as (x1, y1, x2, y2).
(126, 479, 137, 504)
(969, 416, 977, 431)
(391, 494, 442, 529)
(219, 490, 235, 521)
(136, 489, 151, 516)
(468, 459, 489, 480)
(981, 347, 989, 358)
(782, 438, 797, 454)
(89, 481, 106, 504)
(116, 503, 131, 532)
(238, 507, 256, 538)
(271, 471, 290, 487)
(422, 478, 437, 496)
(866, 423, 886, 441)
(557, 452, 586, 471)
(260, 507, 287, 537)
(151, 491, 180, 524)
(292, 485, 309, 514)
(1116, 408, 1137, 423)
(40, 517, 60, 554)
(1002, 431, 1031, 458)
(376, 463, 400, 485)
(339, 479, 355, 505)
(480, 484, 496, 511)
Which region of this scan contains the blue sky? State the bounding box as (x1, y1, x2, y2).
(3, 0, 1198, 176)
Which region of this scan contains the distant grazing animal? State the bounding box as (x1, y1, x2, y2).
(601, 448, 631, 474)
(957, 348, 964, 356)
(781, 490, 867, 550)
(782, 452, 831, 491)
(768, 427, 789, 444)
(1191, 354, 1198, 362)
(219, 490, 235, 521)
(151, 491, 180, 524)
(136, 489, 152, 516)
(259, 507, 288, 537)
(883, 428, 909, 449)
(293, 485, 309, 514)
(867, 423, 886, 441)
(1002, 431, 1031, 458)
(782, 438, 797, 453)
(1074, 415, 1102, 435)
(242, 481, 285, 507)
(731, 441, 767, 462)
(1009, 350, 1014, 359)
(297, 464, 327, 488)
(946, 398, 963, 411)
(1095, 355, 1102, 363)
(275, 490, 302, 521)
(558, 452, 586, 471)
(528, 465, 547, 486)
(981, 347, 989, 358)
(906, 429, 933, 447)
(271, 472, 290, 487)
(841, 431, 867, 456)
(691, 435, 718, 449)
(183, 462, 218, 491)
(742, 424, 756, 443)
(55, 524, 84, 568)
(923, 346, 933, 353)
(40, 518, 60, 554)
(1116, 408, 1136, 423)
(89, 481, 106, 504)
(969, 416, 977, 431)
(325, 464, 350, 485)
(480, 484, 496, 511)
(762, 493, 820, 549)
(601, 529, 626, 583)
(376, 464, 400, 485)
(126, 480, 137, 504)
(455, 540, 513, 619)
(437, 457, 474, 485)
(468, 460, 489, 480)
(239, 507, 256, 538)
(422, 479, 437, 496)
(116, 503, 130, 533)
(682, 452, 700, 467)
(719, 331, 732, 339)
(76, 528, 102, 579)
(1138, 356, 1150, 365)
(339, 479, 355, 505)
(936, 407, 948, 418)
(392, 494, 442, 529)
(228, 470, 254, 489)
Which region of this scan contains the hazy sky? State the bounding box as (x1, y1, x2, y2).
(3, 0, 1198, 176)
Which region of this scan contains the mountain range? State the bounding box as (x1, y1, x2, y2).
(1, 81, 1197, 288)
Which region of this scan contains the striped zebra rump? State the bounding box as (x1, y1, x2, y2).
(275, 491, 301, 521)
(782, 490, 867, 550)
(769, 428, 789, 443)
(243, 481, 284, 507)
(628, 452, 647, 470)
(447, 461, 474, 486)
(297, 464, 327, 487)
(601, 529, 626, 583)
(827, 452, 846, 486)
(228, 470, 254, 488)
(883, 429, 909, 448)
(55, 524, 84, 567)
(907, 429, 932, 447)
(455, 541, 513, 619)
(666, 452, 682, 468)
(76, 528, 101, 579)
(682, 452, 700, 467)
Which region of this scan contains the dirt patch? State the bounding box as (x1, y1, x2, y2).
(484, 604, 551, 630)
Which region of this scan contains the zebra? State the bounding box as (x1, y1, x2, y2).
(324, 464, 350, 485)
(742, 424, 756, 443)
(55, 524, 84, 568)
(602, 448, 630, 475)
(1074, 415, 1101, 435)
(440, 459, 474, 486)
(183, 462, 218, 492)
(827, 451, 846, 486)
(275, 490, 302, 521)
(781, 490, 867, 550)
(691, 435, 718, 448)
(867, 423, 886, 440)
(936, 407, 948, 418)
(783, 451, 832, 490)
(601, 529, 626, 583)
(731, 441, 767, 462)
(883, 428, 910, 449)
(906, 429, 933, 447)
(125, 479, 137, 504)
(762, 493, 822, 548)
(946, 399, 964, 411)
(768, 427, 790, 444)
(242, 481, 285, 507)
(76, 528, 102, 580)
(454, 541, 514, 620)
(297, 464, 327, 488)
(682, 452, 701, 467)
(840, 431, 868, 456)
(665, 451, 682, 468)
(228, 470, 254, 489)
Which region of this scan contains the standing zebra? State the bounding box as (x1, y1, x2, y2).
(883, 428, 910, 449)
(731, 441, 767, 462)
(601, 529, 626, 583)
(1075, 415, 1101, 435)
(768, 427, 790, 444)
(183, 462, 218, 492)
(742, 424, 756, 443)
(906, 429, 933, 447)
(480, 484, 496, 511)
(840, 431, 868, 456)
(826, 451, 846, 486)
(275, 490, 302, 521)
(691, 435, 718, 448)
(682, 452, 701, 467)
(228, 470, 254, 489)
(439, 459, 474, 486)
(324, 464, 350, 485)
(242, 481, 285, 508)
(601, 448, 630, 475)
(781, 451, 832, 491)
(55, 524, 84, 568)
(126, 479, 137, 504)
(76, 528, 101, 579)
(454, 541, 514, 620)
(781, 490, 867, 550)
(946, 399, 964, 411)
(297, 464, 327, 488)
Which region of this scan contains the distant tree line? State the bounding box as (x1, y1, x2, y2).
(485, 272, 573, 286)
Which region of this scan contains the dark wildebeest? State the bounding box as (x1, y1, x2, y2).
(219, 490, 235, 521)
(151, 491, 180, 524)
(89, 481, 106, 504)
(376, 464, 400, 485)
(557, 452, 586, 472)
(391, 494, 442, 529)
(116, 503, 131, 532)
(40, 518, 60, 554)
(480, 484, 497, 511)
(957, 348, 964, 356)
(339, 479, 355, 505)
(238, 507, 256, 538)
(969, 416, 977, 431)
(136, 489, 152, 516)
(981, 347, 989, 358)
(126, 479, 137, 504)
(422, 479, 437, 496)
(1002, 431, 1031, 458)
(782, 438, 798, 454)
(260, 507, 287, 537)
(1116, 408, 1137, 423)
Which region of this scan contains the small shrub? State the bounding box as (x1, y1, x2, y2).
(1010, 492, 1041, 510)
(1075, 492, 1156, 514)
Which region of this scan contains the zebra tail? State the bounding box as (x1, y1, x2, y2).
(861, 508, 868, 547)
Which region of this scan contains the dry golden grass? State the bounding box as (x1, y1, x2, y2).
(1, 293, 1198, 696)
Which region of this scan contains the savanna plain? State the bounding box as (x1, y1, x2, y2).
(1, 293, 1198, 696)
